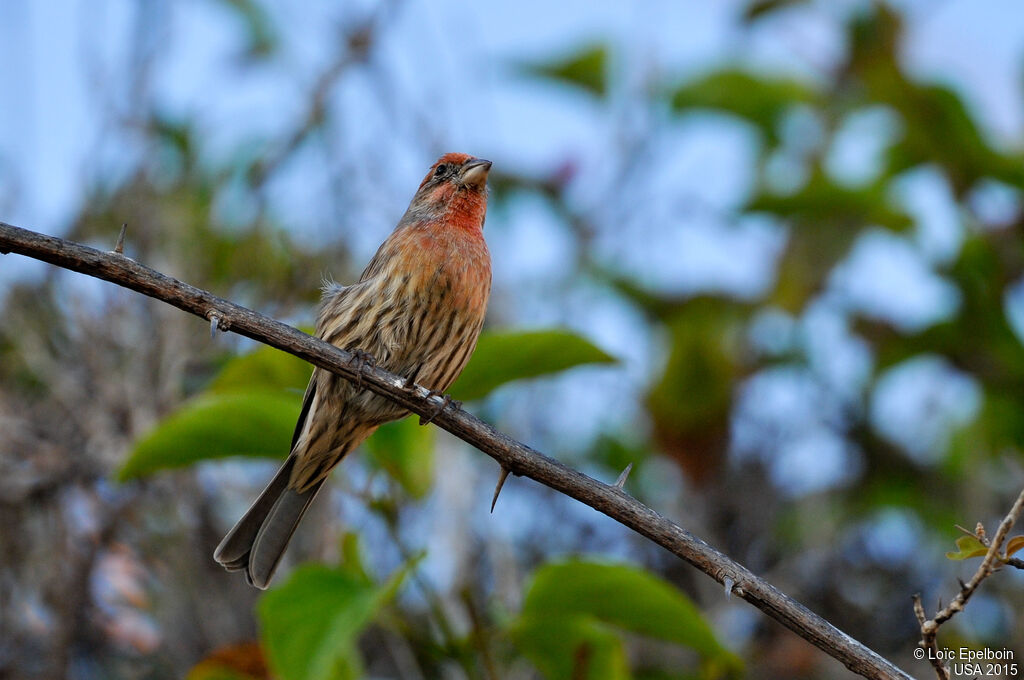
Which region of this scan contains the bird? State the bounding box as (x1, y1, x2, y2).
(214, 153, 492, 588)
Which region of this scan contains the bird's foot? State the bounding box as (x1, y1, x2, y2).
(347, 349, 376, 390)
(419, 392, 462, 425)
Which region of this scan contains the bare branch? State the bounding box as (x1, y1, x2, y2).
(0, 221, 913, 680)
(915, 486, 1024, 679)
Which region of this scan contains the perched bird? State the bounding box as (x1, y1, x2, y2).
(214, 153, 492, 588)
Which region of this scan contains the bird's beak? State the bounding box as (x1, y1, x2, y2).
(460, 158, 492, 189)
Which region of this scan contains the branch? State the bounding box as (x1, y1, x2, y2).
(914, 487, 1024, 679)
(0, 221, 912, 680)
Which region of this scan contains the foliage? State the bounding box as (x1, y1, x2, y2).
(258, 560, 410, 680)
(526, 45, 608, 97)
(509, 561, 742, 679)
(451, 328, 617, 401)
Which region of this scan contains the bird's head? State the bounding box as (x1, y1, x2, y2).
(406, 153, 492, 229)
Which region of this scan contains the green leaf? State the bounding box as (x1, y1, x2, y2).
(1005, 535, 1024, 557)
(946, 535, 988, 561)
(671, 70, 818, 141)
(259, 565, 395, 680)
(521, 561, 735, 665)
(846, 8, 1024, 193)
(365, 416, 435, 499)
(337, 532, 371, 582)
(510, 614, 630, 680)
(743, 0, 808, 22)
(118, 391, 300, 481)
(209, 345, 312, 394)
(450, 329, 616, 401)
(645, 300, 745, 473)
(219, 0, 278, 58)
(746, 170, 912, 232)
(525, 45, 608, 97)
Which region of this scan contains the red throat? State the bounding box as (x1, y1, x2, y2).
(448, 190, 487, 232)
(428, 183, 487, 232)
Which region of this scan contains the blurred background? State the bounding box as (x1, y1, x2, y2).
(2, 0, 1024, 678)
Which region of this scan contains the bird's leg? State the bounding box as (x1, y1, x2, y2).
(346, 349, 376, 390)
(418, 391, 462, 425)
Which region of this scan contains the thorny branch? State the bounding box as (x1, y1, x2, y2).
(0, 221, 914, 679)
(913, 486, 1024, 680)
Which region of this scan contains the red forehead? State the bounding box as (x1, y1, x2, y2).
(434, 152, 474, 167)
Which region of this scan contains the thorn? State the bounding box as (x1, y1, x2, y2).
(207, 310, 225, 338)
(113, 223, 127, 254)
(613, 462, 633, 490)
(490, 466, 511, 513)
(723, 576, 734, 600)
(957, 577, 968, 593)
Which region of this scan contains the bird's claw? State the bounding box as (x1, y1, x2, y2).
(419, 392, 461, 425)
(347, 349, 376, 390)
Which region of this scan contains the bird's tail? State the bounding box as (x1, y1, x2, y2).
(213, 453, 325, 589)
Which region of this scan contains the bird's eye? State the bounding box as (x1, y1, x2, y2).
(434, 164, 448, 178)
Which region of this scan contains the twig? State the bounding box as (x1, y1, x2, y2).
(0, 221, 913, 680)
(914, 487, 1024, 679)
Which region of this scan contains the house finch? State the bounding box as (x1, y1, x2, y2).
(214, 153, 492, 588)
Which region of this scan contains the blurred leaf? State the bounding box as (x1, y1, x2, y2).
(210, 348, 310, 393)
(450, 329, 616, 401)
(526, 45, 608, 97)
(881, 85, 1024, 192)
(754, 169, 913, 311)
(1005, 535, 1024, 557)
(209, 345, 312, 394)
(747, 169, 912, 232)
(520, 561, 736, 668)
(365, 416, 435, 499)
(742, 0, 807, 22)
(864, 233, 1024, 462)
(849, 6, 1024, 192)
(510, 615, 629, 680)
(946, 535, 988, 561)
(187, 643, 269, 680)
(646, 299, 745, 481)
(220, 0, 278, 58)
(118, 392, 299, 480)
(589, 434, 653, 479)
(671, 70, 818, 141)
(337, 532, 371, 582)
(259, 563, 408, 680)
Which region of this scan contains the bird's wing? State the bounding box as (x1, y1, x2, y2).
(290, 377, 317, 452)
